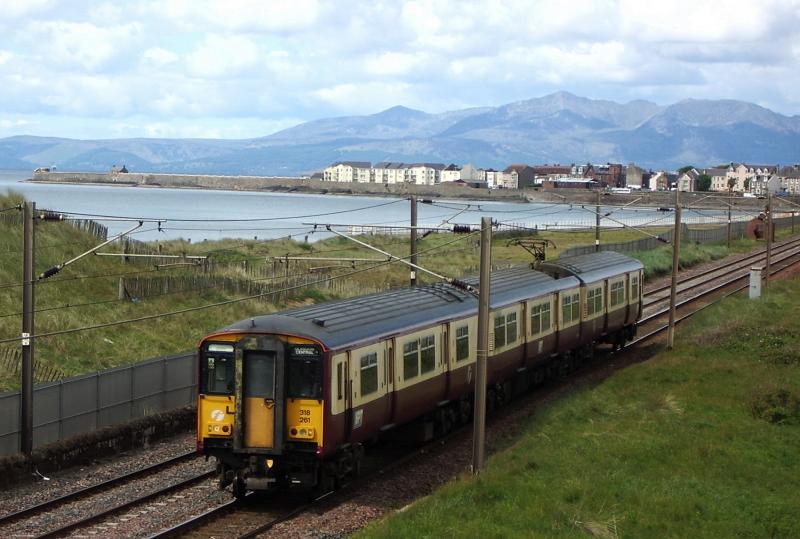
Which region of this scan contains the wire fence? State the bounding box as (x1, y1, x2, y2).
(0, 352, 196, 456)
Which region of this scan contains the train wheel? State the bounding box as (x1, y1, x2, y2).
(232, 475, 246, 500)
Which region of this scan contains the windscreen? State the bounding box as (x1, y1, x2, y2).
(287, 344, 323, 399)
(201, 343, 235, 395)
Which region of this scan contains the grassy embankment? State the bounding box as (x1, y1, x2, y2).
(357, 279, 800, 539)
(0, 192, 783, 391)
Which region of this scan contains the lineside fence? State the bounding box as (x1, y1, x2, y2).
(0, 352, 195, 456)
(560, 216, 797, 257)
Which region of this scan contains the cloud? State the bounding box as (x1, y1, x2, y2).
(142, 47, 179, 67)
(145, 0, 323, 32)
(0, 51, 12, 65)
(186, 34, 260, 78)
(363, 51, 430, 76)
(0, 0, 53, 18)
(23, 20, 141, 71)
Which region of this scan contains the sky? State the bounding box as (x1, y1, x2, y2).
(1, 0, 799, 140)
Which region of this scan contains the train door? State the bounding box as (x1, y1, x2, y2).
(344, 351, 353, 436)
(384, 337, 397, 424)
(442, 325, 451, 398)
(233, 338, 285, 454)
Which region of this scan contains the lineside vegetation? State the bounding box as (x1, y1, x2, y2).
(356, 277, 800, 539)
(0, 193, 782, 391)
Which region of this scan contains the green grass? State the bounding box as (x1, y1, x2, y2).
(0, 192, 792, 393)
(356, 279, 800, 539)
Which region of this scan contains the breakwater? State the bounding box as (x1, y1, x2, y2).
(30, 171, 528, 202)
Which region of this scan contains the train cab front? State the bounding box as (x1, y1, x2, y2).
(197, 333, 325, 497)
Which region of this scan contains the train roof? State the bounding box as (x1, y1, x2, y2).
(223, 265, 578, 350)
(538, 251, 643, 284)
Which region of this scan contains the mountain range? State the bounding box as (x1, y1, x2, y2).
(2, 92, 799, 176)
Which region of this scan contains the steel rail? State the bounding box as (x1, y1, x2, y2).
(643, 235, 800, 299)
(32, 470, 215, 539)
(633, 249, 800, 345)
(0, 450, 198, 525)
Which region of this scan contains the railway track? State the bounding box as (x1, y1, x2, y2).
(6, 240, 798, 539)
(146, 238, 800, 539)
(643, 235, 800, 308)
(0, 451, 216, 538)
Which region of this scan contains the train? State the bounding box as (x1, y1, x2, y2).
(196, 251, 644, 497)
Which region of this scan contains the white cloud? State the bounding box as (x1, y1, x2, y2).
(0, 51, 12, 64)
(142, 47, 179, 67)
(24, 21, 141, 71)
(0, 118, 29, 128)
(186, 34, 260, 78)
(363, 52, 429, 76)
(145, 0, 322, 32)
(0, 0, 53, 18)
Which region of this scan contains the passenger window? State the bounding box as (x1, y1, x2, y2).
(494, 314, 506, 348)
(420, 335, 436, 374)
(562, 293, 580, 324)
(456, 325, 469, 362)
(610, 281, 625, 307)
(507, 313, 517, 343)
(360, 353, 378, 396)
(587, 287, 604, 316)
(631, 275, 640, 302)
(403, 341, 419, 380)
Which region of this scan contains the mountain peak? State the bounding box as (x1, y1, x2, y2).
(371, 105, 428, 120)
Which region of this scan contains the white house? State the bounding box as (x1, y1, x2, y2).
(440, 164, 462, 183)
(407, 163, 445, 185)
(373, 162, 408, 184)
(323, 161, 372, 182)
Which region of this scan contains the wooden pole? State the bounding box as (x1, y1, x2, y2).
(472, 217, 492, 475)
(667, 190, 681, 350)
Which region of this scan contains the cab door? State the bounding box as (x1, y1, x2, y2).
(233, 338, 285, 454)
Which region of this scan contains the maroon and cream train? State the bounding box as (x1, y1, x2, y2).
(196, 251, 643, 496)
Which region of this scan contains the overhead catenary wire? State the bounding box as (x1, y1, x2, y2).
(0, 227, 483, 345)
(48, 198, 405, 223)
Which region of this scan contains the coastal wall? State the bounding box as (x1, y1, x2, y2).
(29, 170, 798, 210)
(30, 171, 528, 201)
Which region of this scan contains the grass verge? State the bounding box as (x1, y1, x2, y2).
(357, 278, 800, 539)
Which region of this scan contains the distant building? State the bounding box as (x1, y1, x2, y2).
(777, 165, 800, 195)
(591, 163, 624, 187)
(483, 168, 503, 189)
(460, 163, 483, 182)
(407, 163, 445, 185)
(541, 178, 599, 190)
(703, 167, 729, 191)
(440, 164, 462, 183)
(677, 168, 699, 192)
(373, 162, 408, 184)
(625, 163, 647, 189)
(323, 161, 372, 182)
(726, 163, 778, 193)
(502, 164, 536, 189)
(648, 171, 670, 191)
(111, 164, 128, 174)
